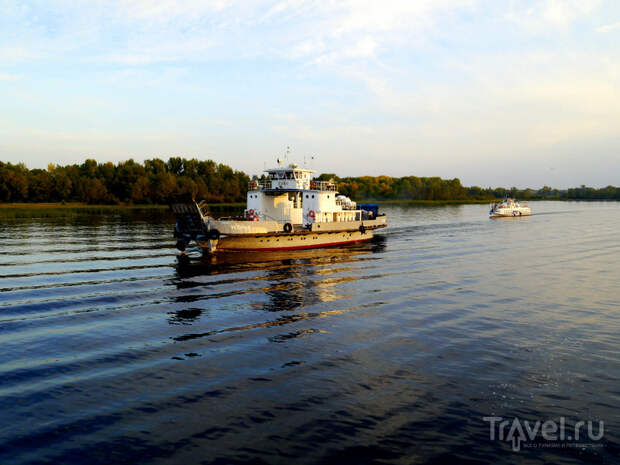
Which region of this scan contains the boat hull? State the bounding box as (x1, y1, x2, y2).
(198, 229, 374, 253)
(490, 208, 531, 218)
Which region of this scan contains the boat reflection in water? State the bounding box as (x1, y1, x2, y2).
(177, 234, 385, 273)
(171, 235, 386, 319)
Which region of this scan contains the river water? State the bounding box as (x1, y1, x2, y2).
(0, 202, 618, 465)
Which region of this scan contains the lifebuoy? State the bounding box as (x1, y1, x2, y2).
(283, 222, 293, 233)
(308, 210, 316, 220)
(250, 181, 258, 190)
(310, 181, 316, 189)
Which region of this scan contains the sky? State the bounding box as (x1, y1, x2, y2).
(1, 0, 619, 188)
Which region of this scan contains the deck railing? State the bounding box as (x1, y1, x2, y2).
(248, 180, 337, 191)
(492, 201, 529, 207)
(309, 181, 337, 191)
(248, 181, 272, 190)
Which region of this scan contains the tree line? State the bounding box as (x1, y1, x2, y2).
(0, 158, 618, 204)
(0, 158, 249, 204)
(317, 174, 620, 201)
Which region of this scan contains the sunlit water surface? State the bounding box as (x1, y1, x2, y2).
(0, 202, 618, 465)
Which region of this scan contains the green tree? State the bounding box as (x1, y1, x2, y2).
(83, 178, 108, 204)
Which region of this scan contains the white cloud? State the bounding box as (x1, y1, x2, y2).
(1, 0, 481, 65)
(0, 72, 21, 81)
(107, 66, 190, 87)
(364, 49, 620, 141)
(505, 0, 603, 31)
(0, 46, 44, 64)
(110, 0, 234, 23)
(596, 21, 620, 32)
(541, 0, 602, 27)
(267, 44, 620, 184)
(102, 36, 215, 65)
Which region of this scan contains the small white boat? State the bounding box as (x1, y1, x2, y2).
(172, 161, 387, 254)
(489, 198, 531, 218)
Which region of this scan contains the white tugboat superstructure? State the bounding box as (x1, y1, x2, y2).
(172, 162, 387, 254)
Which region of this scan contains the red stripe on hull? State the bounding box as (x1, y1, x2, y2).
(210, 237, 372, 252)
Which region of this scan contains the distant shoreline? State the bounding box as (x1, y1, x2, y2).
(2, 158, 617, 204)
(366, 199, 493, 205)
(1, 199, 616, 210)
(0, 200, 492, 209)
(0, 202, 245, 209)
(368, 198, 619, 205)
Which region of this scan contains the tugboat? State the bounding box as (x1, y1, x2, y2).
(172, 162, 387, 254)
(489, 198, 531, 218)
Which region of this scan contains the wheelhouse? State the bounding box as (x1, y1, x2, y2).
(246, 163, 373, 225)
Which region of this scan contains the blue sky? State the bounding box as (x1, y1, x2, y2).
(1, 0, 619, 187)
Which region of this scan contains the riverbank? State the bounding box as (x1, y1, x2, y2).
(364, 199, 494, 205)
(0, 202, 245, 209)
(2, 199, 613, 210)
(1, 200, 496, 209)
(361, 198, 619, 205)
(0, 200, 492, 210)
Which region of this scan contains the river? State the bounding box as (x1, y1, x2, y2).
(0, 202, 618, 464)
